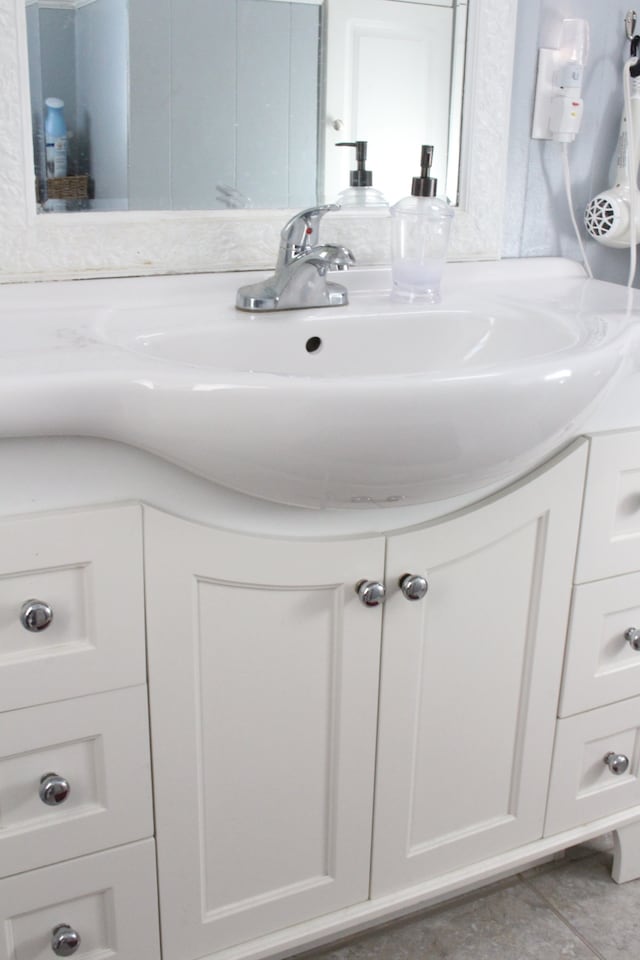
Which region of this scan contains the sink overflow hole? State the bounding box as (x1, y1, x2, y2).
(306, 336, 322, 353)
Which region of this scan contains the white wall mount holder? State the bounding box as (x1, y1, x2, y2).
(532, 47, 584, 142)
(532, 20, 589, 143)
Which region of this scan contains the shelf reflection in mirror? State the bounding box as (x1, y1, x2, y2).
(25, 0, 467, 214)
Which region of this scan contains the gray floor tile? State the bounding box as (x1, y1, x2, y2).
(521, 835, 615, 880)
(526, 849, 640, 960)
(296, 879, 598, 960)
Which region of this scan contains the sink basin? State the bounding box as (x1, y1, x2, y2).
(89, 258, 633, 508)
(107, 305, 581, 376)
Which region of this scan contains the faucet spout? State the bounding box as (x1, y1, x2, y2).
(236, 206, 355, 312)
(302, 244, 356, 272)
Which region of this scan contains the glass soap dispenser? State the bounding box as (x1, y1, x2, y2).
(335, 140, 388, 209)
(390, 145, 454, 302)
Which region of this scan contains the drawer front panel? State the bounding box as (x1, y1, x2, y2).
(575, 431, 640, 583)
(0, 840, 159, 960)
(545, 697, 640, 837)
(560, 571, 640, 716)
(0, 505, 145, 710)
(0, 686, 153, 878)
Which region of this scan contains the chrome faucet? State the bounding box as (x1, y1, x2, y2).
(236, 205, 355, 311)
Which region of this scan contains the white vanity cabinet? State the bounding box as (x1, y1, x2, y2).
(0, 505, 160, 960)
(144, 441, 588, 960)
(7, 431, 640, 960)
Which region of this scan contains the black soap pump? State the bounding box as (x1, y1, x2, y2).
(390, 144, 454, 303)
(335, 140, 388, 209)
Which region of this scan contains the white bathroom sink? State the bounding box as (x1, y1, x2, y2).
(88, 259, 633, 508)
(0, 258, 635, 509)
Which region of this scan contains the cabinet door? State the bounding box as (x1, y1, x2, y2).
(0, 840, 159, 960)
(371, 442, 588, 896)
(545, 696, 640, 836)
(0, 505, 145, 711)
(560, 571, 640, 717)
(0, 686, 153, 878)
(574, 429, 640, 583)
(144, 508, 385, 960)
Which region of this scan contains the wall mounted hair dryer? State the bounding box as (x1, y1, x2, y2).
(584, 73, 640, 247)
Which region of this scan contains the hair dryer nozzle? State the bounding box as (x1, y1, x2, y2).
(584, 190, 640, 248)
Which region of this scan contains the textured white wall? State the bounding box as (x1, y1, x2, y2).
(504, 0, 637, 284)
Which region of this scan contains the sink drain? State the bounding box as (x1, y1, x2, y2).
(305, 336, 322, 353)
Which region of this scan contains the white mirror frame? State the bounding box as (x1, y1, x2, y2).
(0, 0, 517, 282)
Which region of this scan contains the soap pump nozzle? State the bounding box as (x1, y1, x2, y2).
(336, 140, 373, 187)
(411, 144, 438, 197)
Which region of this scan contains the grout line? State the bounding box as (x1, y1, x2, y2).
(520, 869, 608, 960)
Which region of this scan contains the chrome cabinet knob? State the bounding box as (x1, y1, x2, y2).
(40, 773, 70, 805)
(604, 752, 630, 775)
(625, 627, 640, 651)
(20, 599, 53, 632)
(399, 574, 429, 601)
(51, 924, 81, 956)
(356, 580, 386, 607)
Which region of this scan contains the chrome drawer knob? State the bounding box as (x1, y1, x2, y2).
(20, 599, 53, 632)
(51, 924, 81, 956)
(625, 627, 640, 651)
(356, 580, 386, 607)
(40, 773, 70, 805)
(399, 573, 429, 601)
(604, 752, 630, 775)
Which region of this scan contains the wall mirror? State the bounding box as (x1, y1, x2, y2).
(0, 0, 517, 280)
(26, 0, 466, 213)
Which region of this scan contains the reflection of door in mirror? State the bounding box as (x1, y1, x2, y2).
(25, 0, 466, 214)
(323, 0, 466, 208)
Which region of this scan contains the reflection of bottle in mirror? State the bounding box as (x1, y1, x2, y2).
(44, 97, 67, 211)
(45, 98, 67, 177)
(390, 145, 454, 303)
(335, 140, 388, 209)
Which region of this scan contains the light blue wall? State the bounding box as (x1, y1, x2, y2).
(76, 0, 129, 207)
(504, 0, 636, 284)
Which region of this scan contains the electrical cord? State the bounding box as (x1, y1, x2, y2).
(624, 55, 639, 288)
(560, 142, 593, 278)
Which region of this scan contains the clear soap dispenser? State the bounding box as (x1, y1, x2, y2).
(335, 140, 388, 209)
(390, 145, 454, 302)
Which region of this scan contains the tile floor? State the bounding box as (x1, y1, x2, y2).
(295, 836, 640, 959)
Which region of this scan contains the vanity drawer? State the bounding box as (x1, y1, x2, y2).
(545, 696, 640, 837)
(0, 505, 145, 711)
(560, 571, 640, 717)
(575, 430, 640, 584)
(0, 686, 153, 879)
(0, 839, 160, 960)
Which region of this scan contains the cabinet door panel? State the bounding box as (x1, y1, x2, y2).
(0, 686, 153, 878)
(372, 442, 587, 895)
(545, 697, 640, 836)
(0, 505, 145, 710)
(144, 508, 384, 960)
(0, 840, 159, 960)
(575, 429, 640, 583)
(560, 571, 640, 716)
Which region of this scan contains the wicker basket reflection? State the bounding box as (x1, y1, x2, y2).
(46, 175, 89, 200)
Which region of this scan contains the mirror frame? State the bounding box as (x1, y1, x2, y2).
(0, 0, 517, 282)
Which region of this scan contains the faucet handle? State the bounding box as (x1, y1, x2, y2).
(279, 204, 339, 264)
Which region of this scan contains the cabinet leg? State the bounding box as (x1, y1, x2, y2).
(612, 821, 640, 883)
